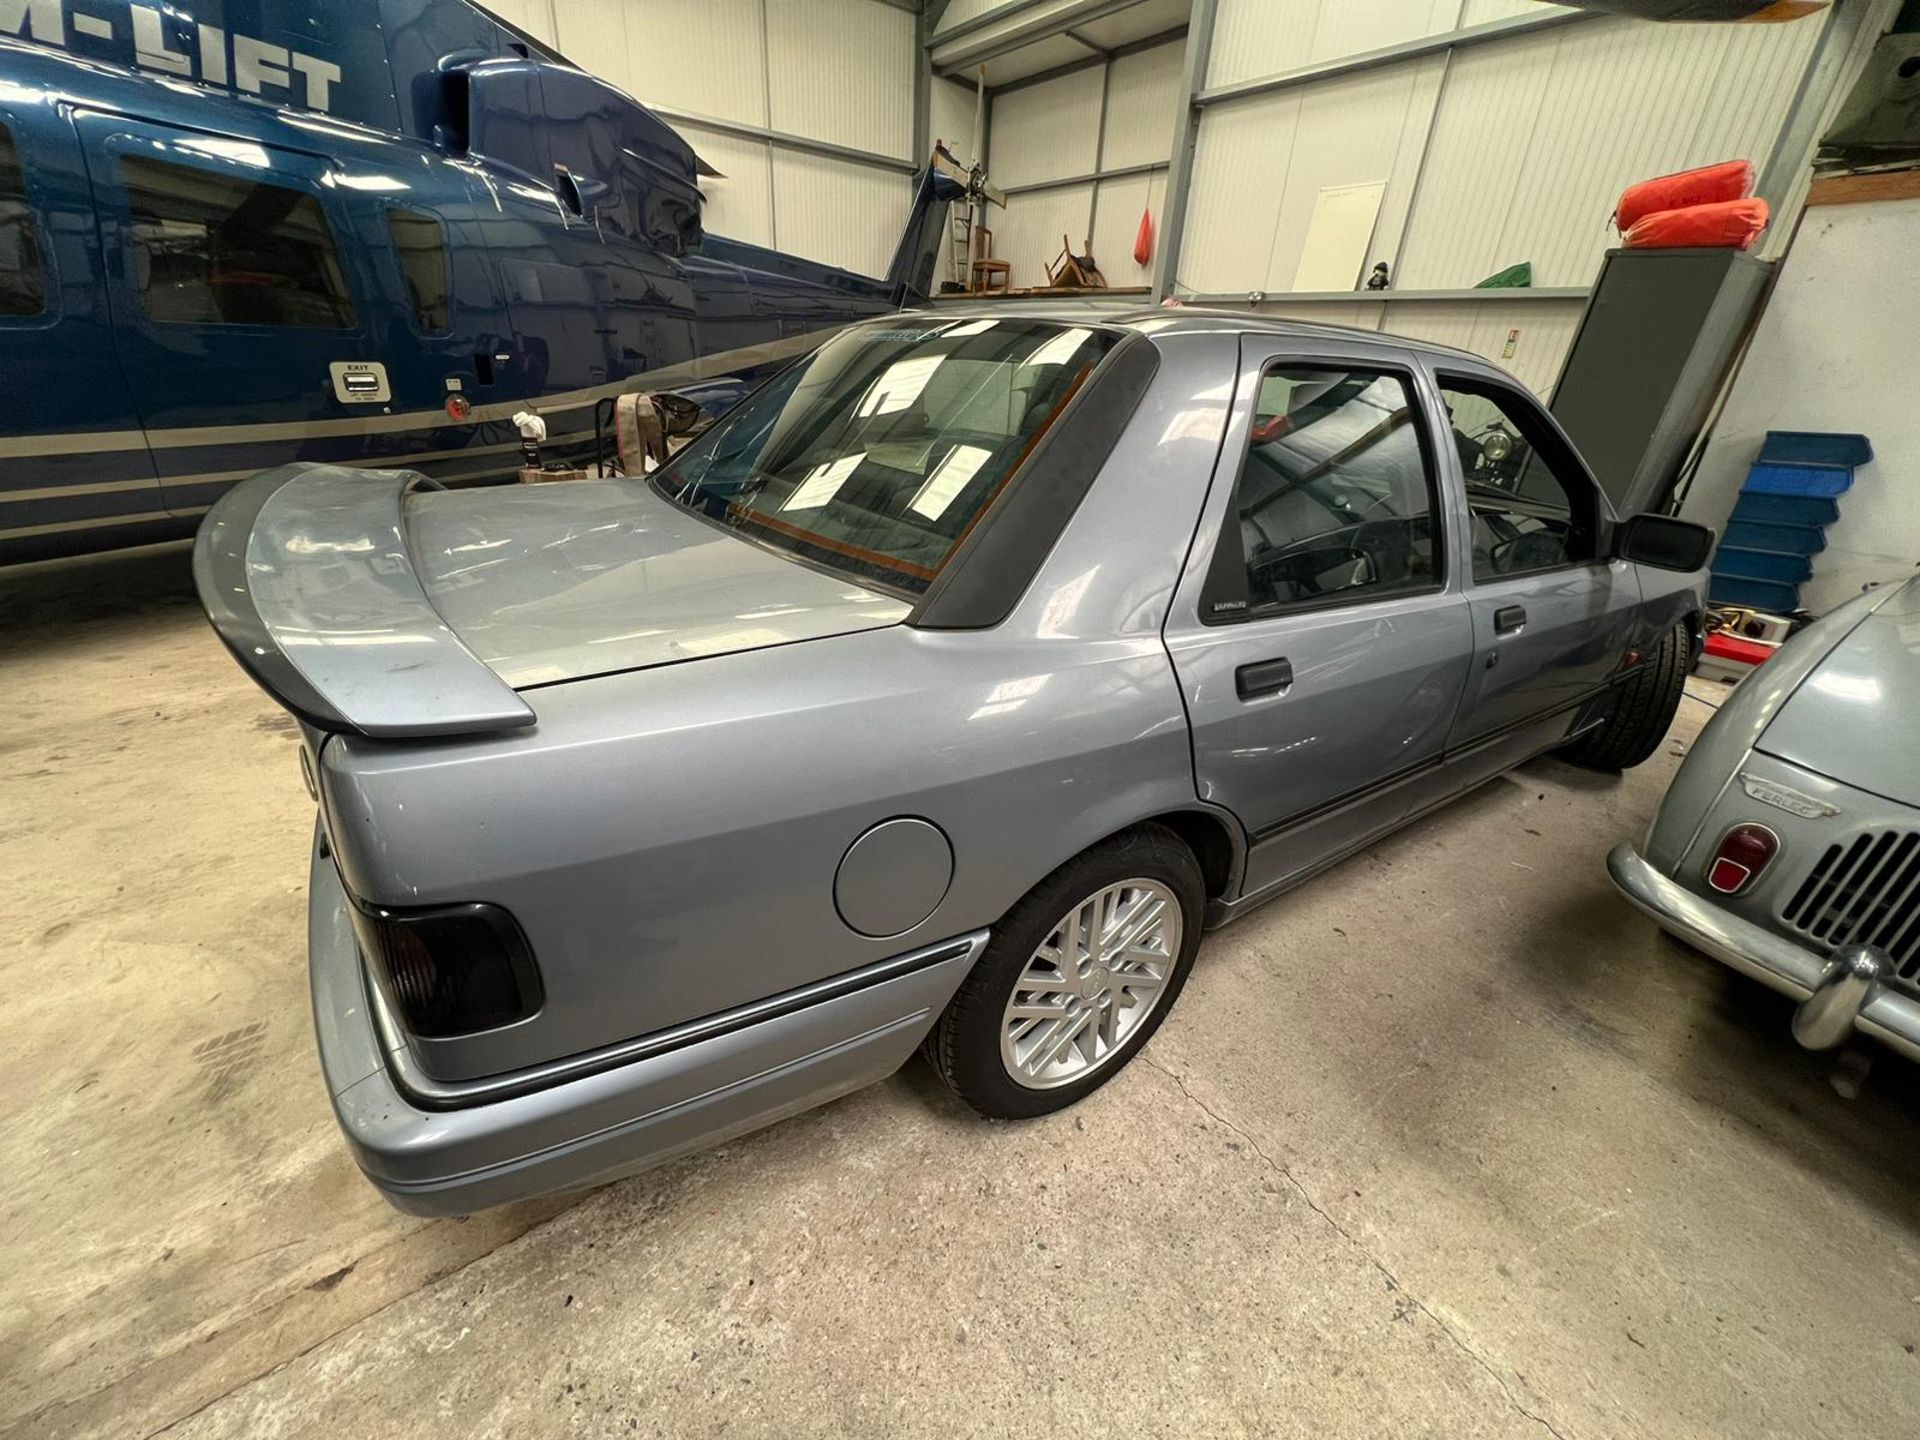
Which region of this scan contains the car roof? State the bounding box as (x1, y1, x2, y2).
(897, 302, 1494, 368)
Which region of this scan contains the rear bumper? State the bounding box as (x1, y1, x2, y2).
(308, 837, 984, 1216)
(1607, 841, 1920, 1062)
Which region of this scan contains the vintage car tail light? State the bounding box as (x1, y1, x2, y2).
(348, 901, 543, 1037)
(1706, 823, 1780, 895)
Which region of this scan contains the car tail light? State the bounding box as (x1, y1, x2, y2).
(1706, 823, 1780, 895)
(348, 901, 543, 1037)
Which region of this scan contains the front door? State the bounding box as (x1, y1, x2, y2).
(1163, 341, 1476, 900)
(1430, 370, 1643, 762)
(77, 114, 377, 516)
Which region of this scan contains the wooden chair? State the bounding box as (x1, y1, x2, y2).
(1044, 235, 1106, 290)
(969, 224, 1010, 294)
(970, 258, 1011, 294)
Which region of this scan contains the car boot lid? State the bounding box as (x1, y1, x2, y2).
(1755, 576, 1920, 809)
(404, 473, 911, 688)
(194, 463, 909, 739)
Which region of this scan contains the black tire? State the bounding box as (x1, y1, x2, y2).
(925, 824, 1205, 1120)
(1560, 622, 1688, 771)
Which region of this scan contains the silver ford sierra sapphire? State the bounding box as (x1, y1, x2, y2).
(197, 310, 1714, 1214)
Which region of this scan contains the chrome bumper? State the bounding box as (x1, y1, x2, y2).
(1607, 842, 1920, 1063)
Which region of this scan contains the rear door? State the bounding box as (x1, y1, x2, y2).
(76, 114, 377, 517)
(1430, 369, 1642, 762)
(0, 99, 162, 561)
(1163, 340, 1476, 900)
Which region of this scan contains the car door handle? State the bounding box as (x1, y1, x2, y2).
(1494, 604, 1527, 637)
(1236, 657, 1294, 700)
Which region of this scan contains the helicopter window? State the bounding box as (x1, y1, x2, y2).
(1212, 365, 1441, 618)
(0, 124, 44, 318)
(654, 318, 1118, 598)
(1435, 378, 1599, 582)
(387, 209, 451, 333)
(121, 156, 355, 330)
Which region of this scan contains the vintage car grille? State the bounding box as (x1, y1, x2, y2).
(1781, 830, 1920, 990)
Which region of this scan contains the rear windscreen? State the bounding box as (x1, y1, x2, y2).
(655, 318, 1117, 596)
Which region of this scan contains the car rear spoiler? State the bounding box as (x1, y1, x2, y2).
(193, 464, 536, 739)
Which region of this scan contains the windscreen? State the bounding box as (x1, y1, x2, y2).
(654, 318, 1117, 596)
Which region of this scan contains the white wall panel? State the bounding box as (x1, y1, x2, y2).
(1100, 40, 1184, 170)
(767, 0, 914, 159)
(932, 76, 983, 160)
(990, 66, 1106, 188)
(1090, 170, 1168, 288)
(1207, 0, 1459, 87)
(614, 0, 769, 126)
(674, 124, 774, 247)
(1387, 25, 1557, 291)
(1397, 16, 1822, 289)
(1309, 0, 1460, 65)
(553, 0, 633, 91)
(991, 184, 1096, 287)
(771, 151, 910, 278)
(1180, 91, 1298, 293)
(1261, 57, 1446, 290)
(1180, 52, 1443, 296)
(485, 0, 557, 45)
(1377, 298, 1585, 395)
(1206, 0, 1322, 87)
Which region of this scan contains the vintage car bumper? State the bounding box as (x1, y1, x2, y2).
(307, 834, 986, 1216)
(1608, 842, 1920, 1063)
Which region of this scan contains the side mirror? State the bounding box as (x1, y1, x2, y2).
(1616, 513, 1714, 572)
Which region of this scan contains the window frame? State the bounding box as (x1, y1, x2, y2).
(118, 150, 359, 333)
(1199, 354, 1450, 626)
(1432, 368, 1612, 585)
(384, 204, 453, 336)
(0, 117, 49, 323)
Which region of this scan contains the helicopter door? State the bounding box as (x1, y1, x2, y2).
(75, 115, 380, 519)
(0, 99, 163, 560)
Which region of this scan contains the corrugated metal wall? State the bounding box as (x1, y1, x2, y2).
(991, 66, 1106, 189)
(1182, 54, 1445, 294)
(1102, 41, 1185, 168)
(1395, 15, 1822, 289)
(544, 0, 916, 274)
(985, 37, 1184, 290)
(1207, 0, 1459, 87)
(1171, 1, 1835, 389)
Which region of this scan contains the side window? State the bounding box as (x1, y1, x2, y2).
(121, 155, 355, 328)
(387, 209, 451, 333)
(0, 123, 45, 317)
(1207, 365, 1441, 619)
(1437, 377, 1600, 581)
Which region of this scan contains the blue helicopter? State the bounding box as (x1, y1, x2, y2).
(0, 0, 981, 564)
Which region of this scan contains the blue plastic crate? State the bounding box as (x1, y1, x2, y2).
(1721, 519, 1826, 555)
(1730, 492, 1841, 526)
(1712, 546, 1814, 584)
(1709, 575, 1802, 612)
(1757, 430, 1873, 469)
(1743, 462, 1855, 498)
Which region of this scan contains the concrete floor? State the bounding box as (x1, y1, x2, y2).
(4, 545, 1919, 1440)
